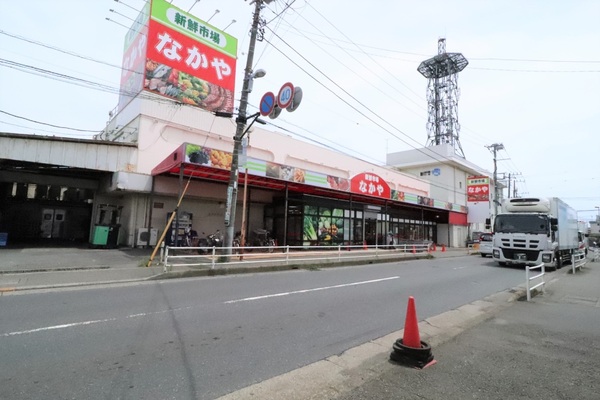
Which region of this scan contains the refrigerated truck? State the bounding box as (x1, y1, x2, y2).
(487, 197, 579, 269)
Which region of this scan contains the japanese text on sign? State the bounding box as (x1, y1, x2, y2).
(359, 173, 385, 195)
(172, 13, 221, 45)
(155, 31, 231, 80)
(467, 185, 489, 195)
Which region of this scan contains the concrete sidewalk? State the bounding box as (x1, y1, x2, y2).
(0, 246, 161, 292)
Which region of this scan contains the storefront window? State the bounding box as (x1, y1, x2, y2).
(277, 197, 438, 247)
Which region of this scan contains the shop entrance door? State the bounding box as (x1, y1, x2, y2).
(40, 208, 66, 239)
(365, 218, 377, 245)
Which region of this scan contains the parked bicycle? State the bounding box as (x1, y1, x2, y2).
(247, 229, 275, 253)
(195, 230, 223, 254)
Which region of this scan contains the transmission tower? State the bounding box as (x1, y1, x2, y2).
(417, 38, 468, 157)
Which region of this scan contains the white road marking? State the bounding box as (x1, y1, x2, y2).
(224, 276, 400, 304)
(1, 307, 194, 337)
(2, 277, 400, 336)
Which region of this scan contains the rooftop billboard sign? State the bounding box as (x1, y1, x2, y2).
(143, 0, 238, 113)
(117, 0, 238, 115)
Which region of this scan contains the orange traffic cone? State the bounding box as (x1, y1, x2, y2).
(390, 296, 436, 368)
(363, 240, 368, 250)
(412, 245, 416, 254)
(442, 244, 446, 252)
(403, 296, 421, 348)
(432, 243, 437, 251)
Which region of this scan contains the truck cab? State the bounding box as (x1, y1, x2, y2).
(488, 197, 576, 270)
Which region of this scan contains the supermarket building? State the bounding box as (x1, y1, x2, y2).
(0, 94, 493, 249)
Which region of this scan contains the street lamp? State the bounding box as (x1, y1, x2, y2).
(223, 0, 270, 255)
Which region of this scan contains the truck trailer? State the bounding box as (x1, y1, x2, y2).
(488, 197, 579, 269)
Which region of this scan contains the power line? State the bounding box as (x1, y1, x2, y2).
(259, 34, 484, 196)
(0, 110, 101, 133)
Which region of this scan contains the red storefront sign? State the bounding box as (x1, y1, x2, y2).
(350, 173, 391, 199)
(467, 184, 490, 202)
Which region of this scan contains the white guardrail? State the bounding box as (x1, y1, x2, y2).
(571, 251, 587, 274)
(525, 263, 545, 302)
(591, 248, 600, 263)
(160, 242, 432, 272)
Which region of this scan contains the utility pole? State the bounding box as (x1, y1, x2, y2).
(223, 0, 271, 255)
(486, 143, 504, 216)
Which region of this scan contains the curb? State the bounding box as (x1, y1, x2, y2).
(153, 254, 433, 280)
(0, 266, 113, 275)
(0, 275, 164, 293)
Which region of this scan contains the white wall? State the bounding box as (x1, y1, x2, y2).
(437, 224, 449, 246)
(112, 97, 431, 197)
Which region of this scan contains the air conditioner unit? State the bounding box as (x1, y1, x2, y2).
(136, 228, 158, 247)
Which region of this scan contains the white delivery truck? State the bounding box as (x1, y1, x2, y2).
(487, 197, 579, 269)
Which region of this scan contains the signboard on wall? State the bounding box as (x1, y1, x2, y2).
(350, 173, 391, 199)
(467, 176, 490, 202)
(467, 175, 491, 223)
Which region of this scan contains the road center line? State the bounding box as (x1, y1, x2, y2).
(3, 277, 400, 336)
(1, 307, 195, 337)
(224, 276, 400, 304)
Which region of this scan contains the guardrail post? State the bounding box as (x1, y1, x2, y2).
(163, 245, 170, 273)
(211, 247, 216, 269)
(571, 251, 586, 274)
(526, 264, 531, 301)
(286, 245, 290, 264)
(526, 263, 545, 301)
(338, 245, 341, 261)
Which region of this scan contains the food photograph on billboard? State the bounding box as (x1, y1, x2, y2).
(143, 0, 238, 113)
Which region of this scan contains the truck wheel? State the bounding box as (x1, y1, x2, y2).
(554, 253, 562, 270)
(498, 262, 507, 267)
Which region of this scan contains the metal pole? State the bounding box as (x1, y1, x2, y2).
(223, 0, 264, 255)
(240, 166, 249, 250)
(487, 143, 504, 217)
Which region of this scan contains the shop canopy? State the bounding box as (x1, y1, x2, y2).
(151, 143, 460, 222)
(150, 143, 373, 203)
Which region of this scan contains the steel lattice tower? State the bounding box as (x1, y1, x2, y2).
(417, 38, 468, 157)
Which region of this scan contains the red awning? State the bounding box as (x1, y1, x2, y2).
(150, 144, 376, 198)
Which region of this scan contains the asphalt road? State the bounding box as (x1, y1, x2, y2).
(0, 256, 526, 399)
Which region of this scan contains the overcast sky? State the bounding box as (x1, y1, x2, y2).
(1, 0, 599, 221)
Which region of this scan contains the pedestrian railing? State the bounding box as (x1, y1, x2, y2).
(571, 251, 587, 274)
(525, 263, 545, 301)
(161, 242, 432, 272)
(591, 248, 600, 263)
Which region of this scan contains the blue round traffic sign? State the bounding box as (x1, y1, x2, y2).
(277, 82, 294, 109)
(260, 92, 275, 116)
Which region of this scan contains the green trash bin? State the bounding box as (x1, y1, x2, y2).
(90, 225, 120, 248)
(91, 225, 110, 247)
